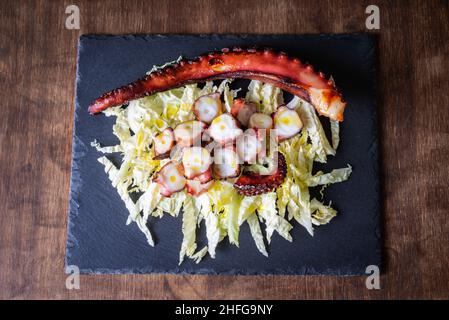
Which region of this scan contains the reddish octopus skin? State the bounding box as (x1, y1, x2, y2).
(234, 152, 287, 196)
(88, 48, 346, 121)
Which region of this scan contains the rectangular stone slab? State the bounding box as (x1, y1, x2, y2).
(66, 34, 381, 275)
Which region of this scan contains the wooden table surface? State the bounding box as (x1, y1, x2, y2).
(1, 0, 448, 300)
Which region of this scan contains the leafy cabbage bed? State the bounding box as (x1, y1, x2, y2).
(92, 80, 352, 264)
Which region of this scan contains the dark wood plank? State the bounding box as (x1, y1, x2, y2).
(0, 0, 447, 299)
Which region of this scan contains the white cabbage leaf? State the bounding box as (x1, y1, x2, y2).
(179, 194, 198, 264)
(205, 211, 220, 259)
(296, 100, 335, 162)
(245, 80, 283, 114)
(257, 192, 293, 243)
(90, 139, 121, 154)
(330, 120, 340, 150)
(308, 165, 352, 187)
(190, 246, 208, 264)
(238, 196, 261, 225)
(246, 214, 268, 257)
(224, 196, 241, 247)
(310, 198, 337, 225)
(97, 157, 139, 220)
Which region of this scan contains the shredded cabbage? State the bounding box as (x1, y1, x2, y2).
(238, 196, 261, 225)
(310, 198, 337, 225)
(330, 120, 340, 150)
(179, 194, 198, 264)
(308, 165, 352, 187)
(246, 80, 284, 114)
(204, 210, 220, 258)
(246, 214, 268, 257)
(257, 192, 293, 243)
(93, 79, 352, 264)
(294, 99, 335, 163)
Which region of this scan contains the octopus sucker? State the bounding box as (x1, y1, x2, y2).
(88, 48, 346, 121)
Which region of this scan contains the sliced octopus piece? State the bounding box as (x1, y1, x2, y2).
(212, 146, 241, 178)
(192, 167, 213, 183)
(153, 128, 175, 159)
(155, 161, 186, 197)
(230, 98, 257, 127)
(273, 106, 303, 141)
(248, 112, 273, 130)
(181, 146, 212, 179)
(235, 129, 261, 164)
(192, 92, 223, 124)
(186, 180, 214, 196)
(208, 113, 243, 145)
(173, 120, 206, 147)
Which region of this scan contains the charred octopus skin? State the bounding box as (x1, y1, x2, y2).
(88, 48, 346, 121)
(234, 152, 287, 196)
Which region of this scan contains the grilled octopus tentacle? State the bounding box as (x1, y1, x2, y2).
(88, 48, 346, 121)
(234, 152, 287, 196)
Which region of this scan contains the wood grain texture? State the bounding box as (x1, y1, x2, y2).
(0, 0, 448, 299)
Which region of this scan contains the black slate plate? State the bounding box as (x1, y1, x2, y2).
(66, 34, 380, 275)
